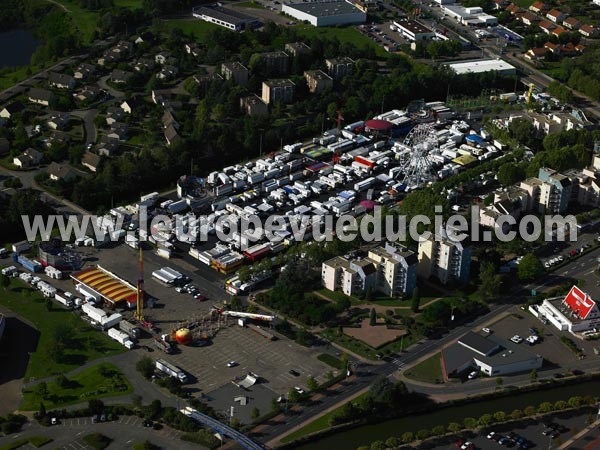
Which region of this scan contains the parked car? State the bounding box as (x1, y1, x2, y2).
(468, 370, 479, 379)
(227, 360, 237, 367)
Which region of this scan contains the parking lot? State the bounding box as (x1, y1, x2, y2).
(485, 309, 598, 373)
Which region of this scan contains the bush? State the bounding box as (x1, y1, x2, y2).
(180, 429, 220, 449)
(82, 433, 112, 450)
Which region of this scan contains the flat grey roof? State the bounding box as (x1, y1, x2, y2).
(284, 0, 363, 17)
(459, 331, 498, 356)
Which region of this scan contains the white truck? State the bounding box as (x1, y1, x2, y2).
(54, 291, 74, 308)
(108, 328, 134, 349)
(155, 359, 188, 383)
(119, 320, 141, 339)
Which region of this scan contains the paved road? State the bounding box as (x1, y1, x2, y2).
(71, 108, 99, 145)
(97, 75, 125, 100)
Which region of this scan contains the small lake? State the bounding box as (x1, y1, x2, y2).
(0, 29, 38, 69)
(294, 380, 600, 450)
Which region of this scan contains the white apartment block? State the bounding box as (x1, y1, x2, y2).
(417, 227, 471, 285)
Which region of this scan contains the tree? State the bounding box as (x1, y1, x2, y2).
(288, 387, 300, 403)
(497, 163, 525, 186)
(385, 437, 399, 448)
(554, 400, 567, 411)
(237, 266, 250, 283)
(510, 409, 523, 420)
(416, 429, 430, 440)
(478, 414, 492, 427)
(524, 406, 536, 416)
(478, 262, 503, 301)
(38, 402, 47, 419)
(307, 376, 319, 391)
(538, 402, 553, 414)
(432, 425, 446, 436)
(518, 254, 544, 281)
(47, 340, 64, 363)
(530, 368, 538, 383)
(136, 357, 155, 379)
(369, 440, 386, 450)
(35, 382, 48, 399)
(493, 411, 506, 423)
(463, 417, 477, 429)
(369, 308, 377, 326)
(270, 398, 280, 412)
(251, 407, 260, 420)
(56, 374, 69, 388)
(447, 422, 462, 433)
(229, 296, 243, 311)
(401, 431, 414, 444)
(411, 287, 420, 313)
(1, 273, 9, 290)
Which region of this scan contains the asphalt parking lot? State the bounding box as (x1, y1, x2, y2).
(426, 409, 598, 450)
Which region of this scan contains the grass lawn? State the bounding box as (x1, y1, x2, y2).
(316, 289, 362, 305)
(50, 0, 100, 44)
(321, 328, 378, 359)
(317, 353, 343, 369)
(0, 278, 125, 380)
(232, 1, 265, 8)
(293, 25, 388, 58)
(83, 433, 112, 450)
(0, 436, 52, 450)
(21, 362, 132, 410)
(281, 392, 369, 443)
(404, 352, 444, 384)
(155, 19, 221, 41)
(114, 0, 143, 7)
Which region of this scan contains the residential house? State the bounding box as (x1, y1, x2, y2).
(544, 41, 560, 54)
(579, 24, 599, 37)
(0, 101, 24, 120)
(81, 151, 102, 172)
(48, 72, 76, 90)
(73, 63, 96, 80)
(529, 1, 548, 13)
(552, 26, 567, 38)
(185, 43, 201, 57)
(47, 131, 70, 148)
(417, 226, 471, 285)
(546, 9, 567, 23)
(575, 44, 586, 53)
(325, 57, 355, 79)
(24, 148, 43, 165)
(155, 51, 171, 65)
(563, 17, 580, 30)
(521, 12, 539, 26)
(47, 162, 77, 182)
(107, 123, 129, 141)
(47, 112, 70, 130)
(491, 0, 509, 10)
(479, 186, 529, 231)
(74, 85, 102, 102)
(133, 57, 155, 73)
(284, 42, 311, 56)
(525, 47, 548, 61)
(240, 95, 268, 116)
(0, 138, 9, 156)
(13, 154, 32, 168)
(120, 97, 144, 114)
(261, 79, 295, 105)
(303, 70, 333, 94)
(192, 73, 223, 91)
(28, 88, 55, 107)
(156, 65, 179, 81)
(96, 139, 119, 157)
(593, 0, 600, 5)
(106, 107, 125, 125)
(221, 62, 249, 86)
(152, 89, 171, 105)
(164, 124, 181, 146)
(538, 20, 556, 34)
(162, 110, 179, 130)
(110, 69, 133, 84)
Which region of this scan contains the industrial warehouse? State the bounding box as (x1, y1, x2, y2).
(281, 0, 366, 27)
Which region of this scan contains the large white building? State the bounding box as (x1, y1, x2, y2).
(442, 4, 498, 26)
(442, 331, 543, 378)
(192, 5, 259, 31)
(447, 59, 516, 76)
(282, 0, 366, 27)
(393, 19, 435, 41)
(530, 286, 600, 333)
(322, 243, 418, 298)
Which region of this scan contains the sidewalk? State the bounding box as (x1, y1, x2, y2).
(558, 419, 600, 450)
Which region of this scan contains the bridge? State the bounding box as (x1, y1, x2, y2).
(180, 407, 264, 450)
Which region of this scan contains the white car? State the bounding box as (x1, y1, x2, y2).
(294, 386, 305, 394)
(482, 327, 491, 333)
(487, 431, 496, 439)
(468, 371, 479, 379)
(526, 335, 539, 345)
(511, 335, 523, 344)
(226, 361, 237, 367)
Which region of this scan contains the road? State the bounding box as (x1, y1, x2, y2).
(71, 108, 99, 145)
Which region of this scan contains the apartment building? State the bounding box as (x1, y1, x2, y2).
(261, 79, 295, 105)
(221, 62, 249, 86)
(417, 227, 471, 285)
(538, 167, 572, 214)
(321, 243, 417, 298)
(304, 70, 333, 94)
(325, 57, 355, 80)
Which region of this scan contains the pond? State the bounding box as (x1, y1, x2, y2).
(294, 380, 600, 450)
(0, 29, 38, 69)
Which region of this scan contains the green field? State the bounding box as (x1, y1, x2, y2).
(49, 0, 100, 43)
(21, 363, 132, 410)
(155, 19, 221, 41)
(281, 392, 369, 443)
(114, 0, 143, 7)
(293, 25, 388, 58)
(404, 352, 444, 384)
(0, 278, 125, 380)
(0, 436, 52, 450)
(232, 1, 265, 8)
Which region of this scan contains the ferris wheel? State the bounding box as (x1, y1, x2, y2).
(397, 123, 439, 189)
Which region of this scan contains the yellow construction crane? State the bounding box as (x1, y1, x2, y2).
(526, 82, 535, 106)
(135, 246, 144, 322)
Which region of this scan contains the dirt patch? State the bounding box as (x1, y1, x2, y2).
(343, 318, 406, 348)
(0, 310, 39, 415)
